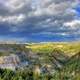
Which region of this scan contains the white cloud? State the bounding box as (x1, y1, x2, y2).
(0, 14, 25, 24)
(4, 0, 31, 12)
(31, 0, 78, 16)
(64, 20, 80, 29)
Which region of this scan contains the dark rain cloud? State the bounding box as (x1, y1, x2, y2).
(0, 0, 80, 41)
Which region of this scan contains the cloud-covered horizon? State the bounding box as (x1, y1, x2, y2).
(0, 0, 80, 42)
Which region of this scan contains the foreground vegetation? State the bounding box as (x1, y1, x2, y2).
(0, 52, 80, 80)
(0, 42, 80, 80)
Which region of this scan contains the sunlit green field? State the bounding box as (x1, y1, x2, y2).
(26, 42, 80, 56)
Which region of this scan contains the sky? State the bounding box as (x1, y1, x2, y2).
(0, 0, 80, 42)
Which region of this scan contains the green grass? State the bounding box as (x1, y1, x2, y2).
(26, 42, 80, 56)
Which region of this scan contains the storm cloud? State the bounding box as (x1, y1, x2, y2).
(0, 0, 80, 42)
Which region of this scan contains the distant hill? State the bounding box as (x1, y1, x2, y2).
(25, 42, 80, 56)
